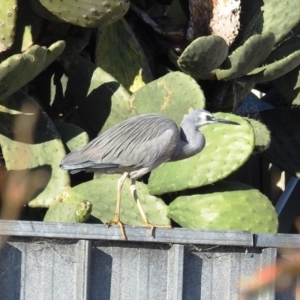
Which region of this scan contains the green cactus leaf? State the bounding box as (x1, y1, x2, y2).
(0, 41, 66, 101)
(177, 35, 228, 79)
(0, 90, 70, 208)
(9, 0, 43, 53)
(168, 181, 278, 233)
(72, 176, 171, 226)
(30, 0, 64, 22)
(240, 33, 300, 83)
(245, 117, 271, 154)
(260, 108, 300, 179)
(128, 71, 205, 124)
(148, 113, 254, 195)
(44, 199, 92, 223)
(61, 55, 134, 136)
(0, 0, 17, 52)
(37, 0, 130, 28)
(273, 65, 300, 106)
(54, 121, 89, 152)
(215, 32, 275, 81)
(96, 18, 152, 92)
(237, 0, 300, 45)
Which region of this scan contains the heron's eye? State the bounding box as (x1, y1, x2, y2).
(206, 115, 211, 121)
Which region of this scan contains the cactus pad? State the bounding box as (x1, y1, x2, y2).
(245, 117, 271, 154)
(38, 0, 130, 27)
(177, 35, 228, 79)
(44, 200, 92, 223)
(54, 121, 89, 152)
(148, 113, 254, 195)
(273, 66, 300, 106)
(72, 176, 171, 226)
(0, 0, 17, 52)
(260, 108, 300, 179)
(215, 32, 275, 81)
(96, 18, 152, 92)
(168, 181, 278, 233)
(0, 41, 65, 101)
(128, 71, 205, 124)
(61, 55, 134, 136)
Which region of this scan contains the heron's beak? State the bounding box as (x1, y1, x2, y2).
(213, 117, 239, 125)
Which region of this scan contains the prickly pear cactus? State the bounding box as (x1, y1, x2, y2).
(0, 0, 18, 52)
(72, 175, 171, 226)
(96, 17, 152, 92)
(61, 55, 135, 136)
(44, 200, 92, 223)
(168, 181, 278, 233)
(54, 121, 89, 152)
(215, 32, 275, 81)
(37, 0, 130, 27)
(128, 71, 205, 124)
(177, 35, 228, 79)
(245, 117, 271, 154)
(0, 41, 65, 101)
(149, 113, 254, 195)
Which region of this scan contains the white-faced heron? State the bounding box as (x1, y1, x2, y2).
(60, 110, 238, 238)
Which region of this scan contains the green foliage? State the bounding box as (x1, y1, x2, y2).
(245, 117, 271, 154)
(215, 33, 275, 81)
(177, 35, 228, 79)
(0, 0, 298, 232)
(72, 175, 171, 226)
(168, 181, 278, 233)
(44, 200, 92, 223)
(36, 0, 129, 27)
(0, 0, 17, 52)
(128, 71, 205, 124)
(96, 17, 152, 92)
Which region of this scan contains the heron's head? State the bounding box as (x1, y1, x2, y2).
(184, 110, 239, 128)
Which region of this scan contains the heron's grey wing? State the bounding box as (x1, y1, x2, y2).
(61, 114, 179, 170)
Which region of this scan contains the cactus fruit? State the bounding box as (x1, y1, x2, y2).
(260, 108, 300, 179)
(245, 117, 271, 154)
(0, 0, 17, 52)
(96, 18, 152, 92)
(148, 113, 254, 195)
(72, 176, 171, 226)
(0, 41, 66, 101)
(61, 55, 134, 136)
(177, 35, 228, 79)
(54, 121, 89, 152)
(44, 200, 92, 223)
(128, 71, 205, 124)
(215, 32, 275, 81)
(37, 0, 130, 28)
(167, 181, 278, 233)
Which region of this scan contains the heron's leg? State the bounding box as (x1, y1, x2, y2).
(106, 172, 128, 240)
(130, 179, 172, 236)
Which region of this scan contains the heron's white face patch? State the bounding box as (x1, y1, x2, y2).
(195, 111, 215, 127)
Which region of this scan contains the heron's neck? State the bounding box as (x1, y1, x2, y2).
(170, 121, 205, 161)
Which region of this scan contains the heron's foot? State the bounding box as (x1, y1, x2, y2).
(140, 222, 172, 237)
(106, 218, 127, 240)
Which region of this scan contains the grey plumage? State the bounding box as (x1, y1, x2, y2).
(60, 110, 238, 239)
